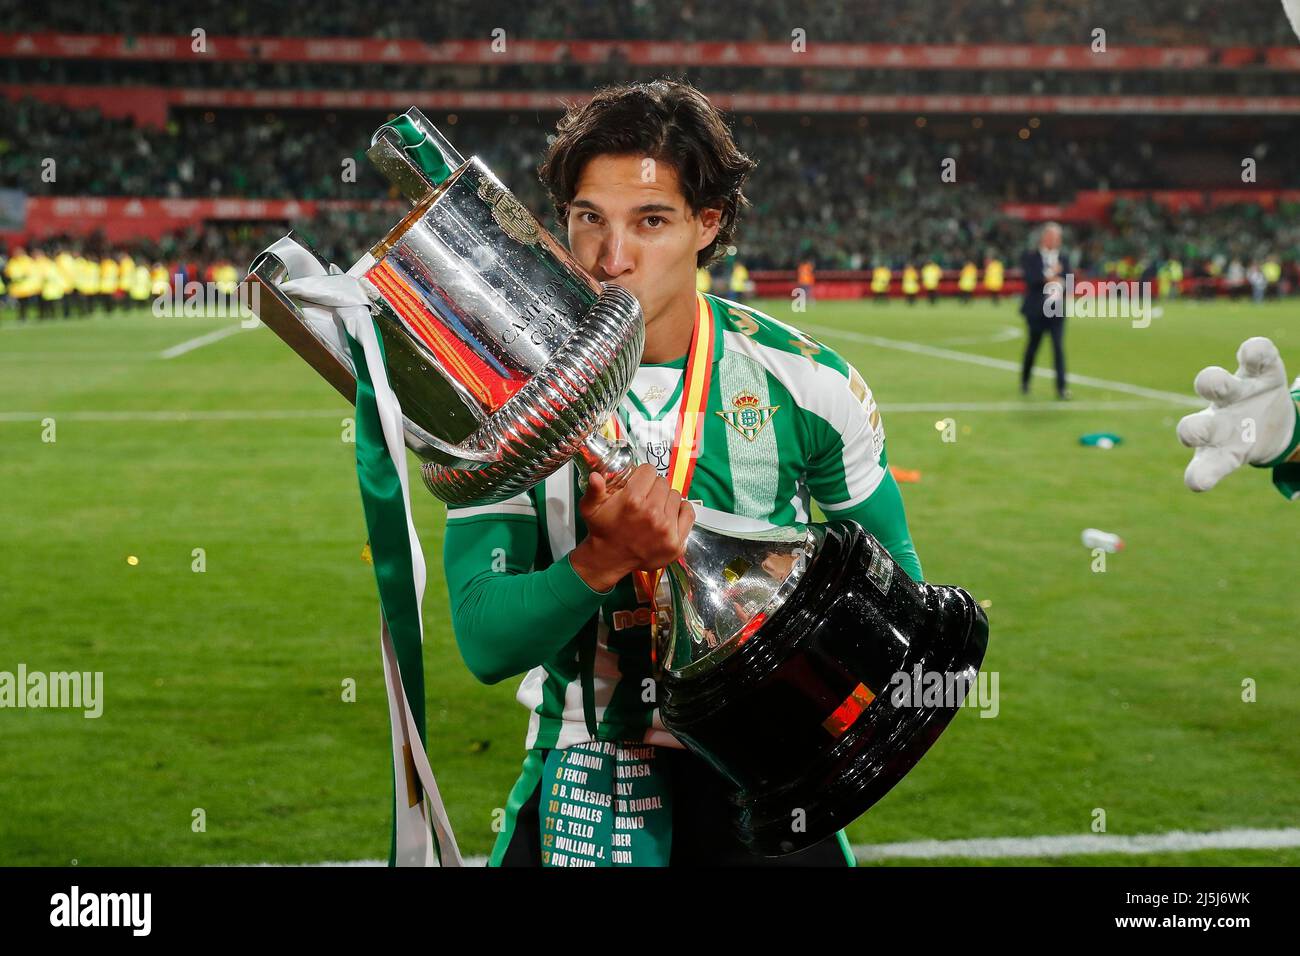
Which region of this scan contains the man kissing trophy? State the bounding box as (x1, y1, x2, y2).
(241, 109, 989, 866)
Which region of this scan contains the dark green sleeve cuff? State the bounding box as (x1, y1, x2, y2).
(546, 553, 615, 614)
(1256, 391, 1300, 500)
(1270, 463, 1300, 501)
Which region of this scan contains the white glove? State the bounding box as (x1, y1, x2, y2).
(1177, 336, 1298, 492)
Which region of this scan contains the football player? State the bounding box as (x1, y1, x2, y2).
(442, 80, 925, 867)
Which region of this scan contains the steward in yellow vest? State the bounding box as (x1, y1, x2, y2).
(116, 257, 136, 311)
(958, 261, 978, 303)
(6, 249, 41, 321)
(37, 252, 66, 320)
(871, 265, 891, 302)
(728, 261, 750, 304)
(129, 259, 153, 303)
(902, 265, 920, 304)
(921, 260, 942, 304)
(151, 264, 171, 298)
(983, 256, 1004, 303)
(100, 257, 119, 313)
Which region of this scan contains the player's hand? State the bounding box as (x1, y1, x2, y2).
(1177, 336, 1297, 492)
(569, 464, 696, 592)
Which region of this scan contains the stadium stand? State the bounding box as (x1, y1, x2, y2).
(3, 0, 1299, 308)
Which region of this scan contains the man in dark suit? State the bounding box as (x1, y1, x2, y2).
(1019, 222, 1071, 400)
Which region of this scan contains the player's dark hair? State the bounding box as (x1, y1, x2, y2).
(538, 79, 757, 268)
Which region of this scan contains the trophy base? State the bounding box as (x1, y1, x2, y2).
(660, 521, 990, 858)
(731, 584, 988, 856)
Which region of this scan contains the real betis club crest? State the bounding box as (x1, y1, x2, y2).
(718, 390, 779, 441)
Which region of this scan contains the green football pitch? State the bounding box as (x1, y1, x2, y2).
(1, 295, 1296, 866)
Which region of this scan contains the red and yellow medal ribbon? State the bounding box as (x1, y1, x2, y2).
(663, 292, 716, 497)
(625, 292, 715, 661)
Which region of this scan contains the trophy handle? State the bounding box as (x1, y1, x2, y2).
(576, 431, 640, 491)
(244, 243, 358, 402)
(244, 238, 500, 472)
(367, 108, 466, 203)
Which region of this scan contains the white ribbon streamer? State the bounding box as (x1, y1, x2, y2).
(273, 239, 462, 867)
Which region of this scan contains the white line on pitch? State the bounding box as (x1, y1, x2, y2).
(802, 323, 1202, 407)
(0, 402, 1171, 423)
(852, 827, 1300, 861)
(0, 409, 342, 423)
(160, 324, 246, 359)
(226, 857, 486, 867)
(0, 352, 151, 361)
(264, 826, 1300, 866)
(936, 325, 1023, 346)
(880, 400, 1170, 413)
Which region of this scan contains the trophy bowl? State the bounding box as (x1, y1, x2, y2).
(246, 155, 644, 506)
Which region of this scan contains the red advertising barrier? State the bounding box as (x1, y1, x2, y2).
(1, 196, 402, 243)
(748, 272, 1297, 300)
(10, 84, 1300, 128)
(2, 197, 995, 248)
(0, 33, 1288, 71)
(9, 189, 1296, 246)
(1001, 189, 1300, 222)
(1, 85, 172, 125)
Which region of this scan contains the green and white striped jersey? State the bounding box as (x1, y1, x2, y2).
(444, 292, 908, 752)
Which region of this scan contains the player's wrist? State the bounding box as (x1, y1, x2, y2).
(568, 537, 630, 593)
(1252, 394, 1300, 469)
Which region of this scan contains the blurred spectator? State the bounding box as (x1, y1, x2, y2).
(3, 0, 1293, 45)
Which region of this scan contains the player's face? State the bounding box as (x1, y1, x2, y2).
(567, 154, 720, 327)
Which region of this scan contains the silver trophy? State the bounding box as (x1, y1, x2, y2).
(244, 108, 987, 856)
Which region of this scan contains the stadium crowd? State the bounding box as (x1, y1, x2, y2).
(5, 95, 1299, 273)
(13, 56, 1300, 99)
(5, 192, 1296, 323)
(8, 96, 1296, 200)
(6, 0, 1295, 45)
(4, 1, 1299, 302)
